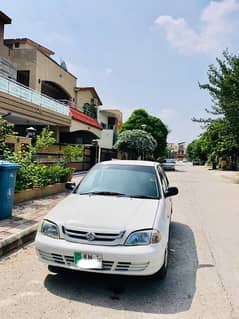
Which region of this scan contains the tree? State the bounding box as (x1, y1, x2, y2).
(186, 138, 207, 162)
(120, 109, 168, 158)
(187, 118, 238, 168)
(114, 129, 157, 160)
(193, 50, 239, 168)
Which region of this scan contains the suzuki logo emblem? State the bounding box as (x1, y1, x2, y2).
(86, 232, 96, 241)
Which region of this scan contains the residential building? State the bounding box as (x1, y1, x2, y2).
(98, 109, 122, 161)
(0, 12, 71, 143)
(177, 142, 186, 160)
(62, 87, 103, 145)
(167, 143, 178, 159)
(0, 10, 125, 168)
(167, 142, 186, 160)
(0, 11, 103, 146)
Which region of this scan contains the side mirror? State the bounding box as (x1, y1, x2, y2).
(164, 186, 178, 198)
(65, 182, 76, 191)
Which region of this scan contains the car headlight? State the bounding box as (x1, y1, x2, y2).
(41, 220, 59, 239)
(125, 229, 161, 246)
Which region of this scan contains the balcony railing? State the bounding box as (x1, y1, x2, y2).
(0, 74, 69, 116)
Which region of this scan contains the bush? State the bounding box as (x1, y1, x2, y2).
(47, 164, 72, 184)
(63, 145, 83, 163)
(0, 116, 16, 155)
(14, 163, 73, 192)
(3, 128, 73, 192)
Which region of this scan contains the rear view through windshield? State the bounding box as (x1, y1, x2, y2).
(75, 164, 160, 199)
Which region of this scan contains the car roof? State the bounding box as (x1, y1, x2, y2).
(99, 160, 158, 167)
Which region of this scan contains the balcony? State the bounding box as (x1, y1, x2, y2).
(0, 74, 69, 117)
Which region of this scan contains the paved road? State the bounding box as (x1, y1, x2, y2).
(0, 163, 239, 319)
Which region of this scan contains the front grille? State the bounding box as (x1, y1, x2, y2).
(103, 261, 114, 270)
(38, 250, 65, 264)
(62, 226, 125, 244)
(38, 250, 149, 272)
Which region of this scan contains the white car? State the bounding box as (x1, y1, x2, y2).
(35, 160, 178, 279)
(161, 159, 176, 171)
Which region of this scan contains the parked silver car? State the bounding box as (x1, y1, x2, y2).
(161, 159, 176, 171)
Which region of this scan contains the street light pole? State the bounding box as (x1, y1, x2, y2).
(98, 144, 101, 163)
(141, 124, 147, 160)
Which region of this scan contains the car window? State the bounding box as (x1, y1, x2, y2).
(75, 164, 161, 199)
(157, 166, 169, 192)
(161, 168, 169, 186)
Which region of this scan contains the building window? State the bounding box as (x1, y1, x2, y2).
(15, 42, 20, 48)
(17, 70, 30, 87)
(108, 117, 116, 129)
(83, 103, 97, 119)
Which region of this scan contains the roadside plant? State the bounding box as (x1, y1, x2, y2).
(3, 127, 72, 191)
(62, 144, 83, 164)
(0, 116, 16, 155)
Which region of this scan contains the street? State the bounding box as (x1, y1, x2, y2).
(0, 163, 239, 319)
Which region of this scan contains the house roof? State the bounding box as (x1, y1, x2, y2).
(100, 109, 122, 120)
(0, 11, 11, 24)
(4, 38, 77, 79)
(70, 107, 103, 130)
(74, 87, 103, 105)
(4, 38, 54, 56)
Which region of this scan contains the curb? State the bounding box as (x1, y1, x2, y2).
(207, 168, 239, 184)
(0, 223, 39, 258)
(220, 175, 239, 184)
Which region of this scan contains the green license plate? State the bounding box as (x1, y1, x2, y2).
(74, 252, 103, 269)
(74, 252, 82, 265)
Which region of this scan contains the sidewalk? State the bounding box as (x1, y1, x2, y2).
(0, 174, 84, 257)
(207, 168, 239, 184)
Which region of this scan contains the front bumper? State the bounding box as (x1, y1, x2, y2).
(35, 232, 166, 276)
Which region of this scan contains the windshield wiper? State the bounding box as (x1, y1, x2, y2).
(79, 191, 128, 197)
(130, 195, 158, 199)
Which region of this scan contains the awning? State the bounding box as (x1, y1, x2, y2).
(70, 107, 102, 130)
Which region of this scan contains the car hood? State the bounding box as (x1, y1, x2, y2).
(46, 194, 159, 231)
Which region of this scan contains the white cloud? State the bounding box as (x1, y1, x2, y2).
(105, 67, 113, 77)
(158, 108, 175, 122)
(155, 0, 239, 55)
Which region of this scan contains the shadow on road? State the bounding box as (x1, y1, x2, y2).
(44, 222, 198, 315)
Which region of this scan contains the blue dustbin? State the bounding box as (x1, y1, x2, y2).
(0, 161, 20, 220)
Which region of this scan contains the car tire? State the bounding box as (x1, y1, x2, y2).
(48, 265, 65, 274)
(151, 246, 168, 280)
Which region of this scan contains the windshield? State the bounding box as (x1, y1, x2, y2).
(75, 163, 160, 199)
(164, 159, 175, 163)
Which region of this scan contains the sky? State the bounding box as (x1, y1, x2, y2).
(2, 0, 239, 143)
